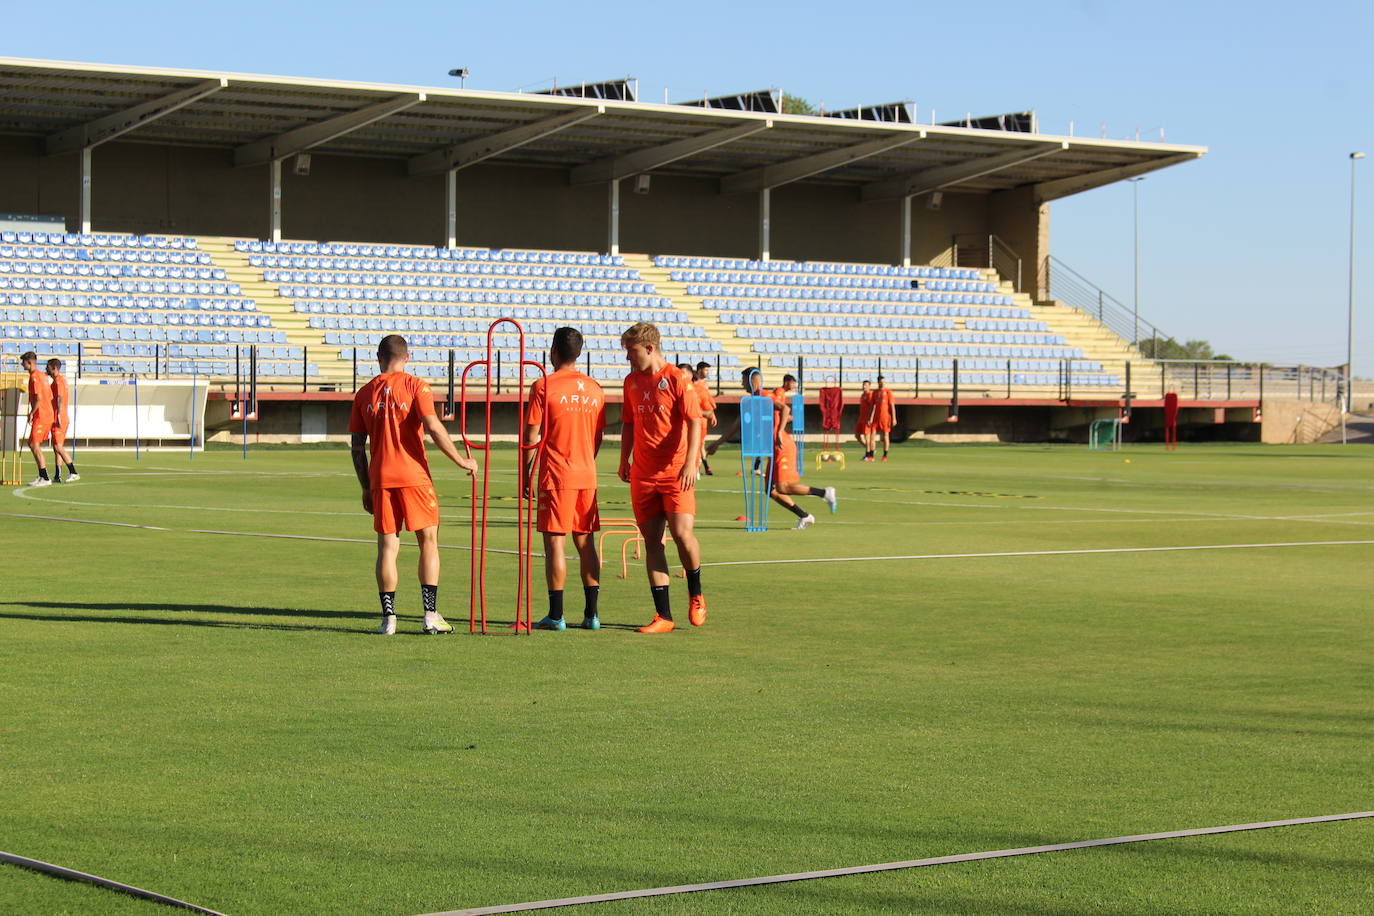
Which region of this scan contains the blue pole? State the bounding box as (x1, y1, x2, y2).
(132, 376, 140, 460)
(189, 369, 197, 460)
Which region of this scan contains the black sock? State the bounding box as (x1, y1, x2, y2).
(583, 585, 600, 618)
(686, 567, 702, 598)
(702, 458, 711, 471)
(421, 584, 438, 616)
(67, 463, 76, 474)
(807, 486, 825, 498)
(379, 591, 396, 616)
(651, 584, 672, 621)
(883, 449, 889, 457)
(38, 467, 49, 480)
(785, 502, 808, 519)
(752, 457, 761, 471)
(547, 589, 564, 621)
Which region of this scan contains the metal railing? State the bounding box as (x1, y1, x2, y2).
(1149, 359, 1344, 405)
(1041, 255, 1169, 346)
(951, 233, 1023, 292)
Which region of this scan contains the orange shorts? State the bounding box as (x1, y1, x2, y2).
(875, 415, 894, 432)
(372, 484, 439, 534)
(630, 476, 695, 524)
(538, 488, 600, 534)
(51, 424, 67, 447)
(773, 435, 799, 485)
(854, 420, 870, 436)
(28, 417, 52, 447)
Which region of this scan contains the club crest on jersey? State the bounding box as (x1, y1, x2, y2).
(658, 378, 669, 390)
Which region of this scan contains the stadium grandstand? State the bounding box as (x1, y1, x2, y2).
(0, 57, 1346, 444)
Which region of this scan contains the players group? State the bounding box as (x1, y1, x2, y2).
(16, 321, 893, 637)
(18, 351, 79, 487)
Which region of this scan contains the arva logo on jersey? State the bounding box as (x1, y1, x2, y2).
(365, 384, 411, 417)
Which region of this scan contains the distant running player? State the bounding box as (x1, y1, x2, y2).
(619, 323, 707, 634)
(46, 359, 79, 483)
(768, 374, 837, 528)
(350, 335, 477, 635)
(20, 351, 54, 487)
(873, 375, 896, 461)
(522, 327, 607, 631)
(855, 379, 875, 460)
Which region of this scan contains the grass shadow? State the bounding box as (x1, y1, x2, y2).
(0, 600, 371, 620)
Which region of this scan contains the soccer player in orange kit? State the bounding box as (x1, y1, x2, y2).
(618, 323, 706, 634)
(45, 358, 79, 483)
(872, 374, 896, 461)
(768, 375, 838, 528)
(522, 327, 607, 631)
(20, 351, 54, 487)
(350, 335, 477, 635)
(692, 361, 718, 475)
(855, 378, 876, 460)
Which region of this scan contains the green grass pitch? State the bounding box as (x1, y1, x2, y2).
(2, 441, 1372, 914)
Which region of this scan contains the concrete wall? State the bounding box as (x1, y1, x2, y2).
(0, 134, 1023, 266)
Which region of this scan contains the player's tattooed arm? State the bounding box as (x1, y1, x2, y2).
(350, 433, 372, 514)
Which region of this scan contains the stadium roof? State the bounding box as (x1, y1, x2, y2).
(0, 57, 1205, 201)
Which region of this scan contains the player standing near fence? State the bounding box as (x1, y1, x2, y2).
(855, 379, 875, 460)
(350, 335, 477, 635)
(20, 351, 53, 487)
(522, 327, 607, 631)
(45, 359, 79, 483)
(619, 323, 707, 634)
(873, 375, 896, 461)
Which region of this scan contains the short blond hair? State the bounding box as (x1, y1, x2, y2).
(620, 322, 660, 349)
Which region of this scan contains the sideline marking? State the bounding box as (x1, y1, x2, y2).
(0, 511, 168, 531)
(184, 528, 529, 556)
(0, 849, 226, 915)
(703, 539, 1374, 568)
(424, 811, 1374, 915)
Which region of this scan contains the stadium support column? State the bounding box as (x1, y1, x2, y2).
(446, 168, 458, 250)
(900, 195, 912, 268)
(269, 159, 283, 244)
(80, 148, 92, 234)
(607, 178, 621, 257)
(759, 188, 771, 262)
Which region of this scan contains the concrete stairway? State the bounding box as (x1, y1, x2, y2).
(198, 237, 353, 388)
(623, 253, 757, 368)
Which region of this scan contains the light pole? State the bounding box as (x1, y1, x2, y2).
(1129, 177, 1144, 347)
(1347, 152, 1365, 441)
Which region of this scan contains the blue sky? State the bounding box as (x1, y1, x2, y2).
(7, 0, 1373, 373)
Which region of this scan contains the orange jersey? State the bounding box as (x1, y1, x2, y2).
(859, 390, 878, 425)
(693, 379, 716, 414)
(348, 371, 436, 489)
(621, 362, 702, 482)
(874, 388, 894, 423)
(28, 369, 54, 422)
(525, 368, 606, 492)
(49, 373, 69, 429)
(771, 386, 792, 438)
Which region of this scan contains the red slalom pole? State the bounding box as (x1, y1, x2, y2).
(458, 318, 544, 635)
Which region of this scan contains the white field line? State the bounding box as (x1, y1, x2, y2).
(702, 540, 1374, 568)
(0, 511, 168, 531)
(423, 811, 1374, 915)
(183, 528, 528, 556)
(8, 506, 1369, 569)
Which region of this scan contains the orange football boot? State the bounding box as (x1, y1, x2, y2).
(688, 595, 707, 627)
(637, 615, 675, 634)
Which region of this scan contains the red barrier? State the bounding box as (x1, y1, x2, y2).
(458, 318, 545, 634)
